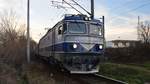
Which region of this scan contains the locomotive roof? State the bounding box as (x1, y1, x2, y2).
(38, 14, 102, 43)
(63, 14, 101, 24)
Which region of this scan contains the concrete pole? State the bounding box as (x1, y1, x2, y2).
(27, 0, 30, 63)
(137, 16, 140, 40)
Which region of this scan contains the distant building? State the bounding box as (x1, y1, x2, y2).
(106, 40, 139, 48)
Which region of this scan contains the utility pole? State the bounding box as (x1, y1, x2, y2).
(91, 0, 94, 19)
(27, 0, 30, 63)
(137, 16, 140, 41)
(102, 16, 106, 49)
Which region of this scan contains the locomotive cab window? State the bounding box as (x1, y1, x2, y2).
(89, 24, 102, 35)
(68, 22, 86, 34)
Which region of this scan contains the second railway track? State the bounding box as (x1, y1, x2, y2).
(69, 74, 128, 84)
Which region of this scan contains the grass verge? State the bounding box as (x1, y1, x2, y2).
(98, 63, 150, 84)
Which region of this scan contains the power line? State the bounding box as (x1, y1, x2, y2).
(51, 0, 75, 10)
(62, 0, 83, 14)
(126, 1, 150, 13)
(109, 1, 150, 22)
(109, 0, 142, 13)
(51, 0, 77, 5)
(51, 0, 93, 17)
(71, 0, 91, 15)
(51, 4, 71, 10)
(50, 0, 93, 24)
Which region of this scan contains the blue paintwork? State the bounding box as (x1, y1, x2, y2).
(64, 15, 86, 20)
(64, 14, 101, 24)
(44, 42, 103, 53)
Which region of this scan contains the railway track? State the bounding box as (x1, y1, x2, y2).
(34, 56, 128, 84)
(94, 74, 128, 84)
(69, 74, 128, 84)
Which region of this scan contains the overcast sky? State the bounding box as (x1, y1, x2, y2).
(0, 0, 150, 42)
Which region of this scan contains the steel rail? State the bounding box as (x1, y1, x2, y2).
(69, 74, 128, 84)
(94, 74, 128, 84)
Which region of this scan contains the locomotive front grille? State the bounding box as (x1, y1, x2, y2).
(63, 55, 100, 71)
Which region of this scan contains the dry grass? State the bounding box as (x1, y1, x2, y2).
(0, 62, 56, 84)
(0, 63, 18, 84)
(22, 63, 55, 84)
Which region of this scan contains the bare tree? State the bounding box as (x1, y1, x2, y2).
(0, 10, 27, 64)
(139, 21, 150, 44)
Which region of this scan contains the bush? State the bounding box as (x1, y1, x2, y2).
(105, 43, 150, 63)
(0, 10, 37, 65)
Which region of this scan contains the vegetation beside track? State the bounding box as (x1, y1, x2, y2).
(98, 63, 150, 84)
(128, 62, 150, 70)
(0, 62, 56, 84)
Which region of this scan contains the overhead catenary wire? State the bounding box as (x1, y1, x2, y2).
(51, 1, 75, 10)
(51, 0, 77, 5)
(109, 1, 150, 23)
(62, 0, 83, 14)
(126, 1, 150, 13)
(71, 0, 91, 15)
(51, 0, 92, 17)
(51, 4, 71, 10)
(50, 9, 66, 27)
(109, 0, 143, 13)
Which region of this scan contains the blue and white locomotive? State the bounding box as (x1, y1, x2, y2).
(38, 14, 105, 74)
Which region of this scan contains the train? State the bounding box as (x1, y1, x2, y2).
(37, 14, 105, 74)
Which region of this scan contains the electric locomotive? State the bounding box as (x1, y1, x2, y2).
(38, 14, 105, 74)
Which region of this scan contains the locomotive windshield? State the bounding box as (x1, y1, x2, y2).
(68, 22, 86, 33)
(89, 24, 102, 35)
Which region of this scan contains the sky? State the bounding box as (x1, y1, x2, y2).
(0, 0, 150, 42)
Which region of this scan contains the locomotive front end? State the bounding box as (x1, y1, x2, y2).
(61, 15, 105, 73)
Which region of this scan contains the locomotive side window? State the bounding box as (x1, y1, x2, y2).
(63, 23, 67, 33)
(68, 22, 86, 34)
(58, 25, 63, 34)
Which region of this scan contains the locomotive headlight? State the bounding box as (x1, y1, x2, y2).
(88, 17, 91, 20)
(99, 45, 103, 49)
(85, 17, 89, 21)
(99, 29, 102, 35)
(73, 44, 77, 48)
